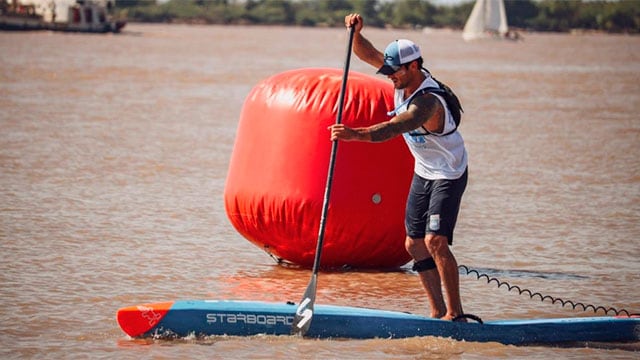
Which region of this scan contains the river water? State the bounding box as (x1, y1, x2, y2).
(1, 24, 639, 359)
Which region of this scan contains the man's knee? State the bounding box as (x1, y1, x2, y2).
(404, 236, 418, 253)
(404, 236, 430, 260)
(425, 234, 449, 255)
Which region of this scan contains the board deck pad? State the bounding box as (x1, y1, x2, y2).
(116, 300, 640, 345)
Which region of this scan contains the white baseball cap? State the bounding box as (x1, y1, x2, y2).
(377, 39, 422, 75)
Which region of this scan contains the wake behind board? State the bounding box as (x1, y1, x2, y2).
(117, 300, 640, 345)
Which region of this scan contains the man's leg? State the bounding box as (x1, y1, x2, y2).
(405, 236, 446, 318)
(424, 170, 468, 320)
(426, 233, 463, 320)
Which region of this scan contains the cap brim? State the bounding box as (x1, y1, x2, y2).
(377, 64, 399, 76)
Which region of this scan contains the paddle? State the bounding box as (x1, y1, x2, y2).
(291, 25, 355, 336)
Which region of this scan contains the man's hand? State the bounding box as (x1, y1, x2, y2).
(345, 13, 363, 32)
(329, 124, 360, 142)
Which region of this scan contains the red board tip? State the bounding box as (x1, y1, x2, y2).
(615, 314, 640, 318)
(116, 302, 173, 337)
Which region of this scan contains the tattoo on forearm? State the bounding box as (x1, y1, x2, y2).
(368, 123, 399, 142)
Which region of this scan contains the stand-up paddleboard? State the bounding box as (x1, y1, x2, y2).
(116, 300, 640, 345)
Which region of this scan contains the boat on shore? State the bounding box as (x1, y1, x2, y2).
(0, 0, 125, 33)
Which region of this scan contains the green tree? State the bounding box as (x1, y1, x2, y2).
(119, 0, 640, 33)
(534, 0, 581, 32)
(388, 0, 436, 28)
(348, 0, 385, 28)
(245, 0, 295, 25)
(601, 0, 639, 32)
(116, 0, 156, 8)
(317, 0, 354, 27)
(504, 0, 538, 29)
(433, 2, 472, 28)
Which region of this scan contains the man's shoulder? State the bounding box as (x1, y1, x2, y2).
(410, 90, 442, 109)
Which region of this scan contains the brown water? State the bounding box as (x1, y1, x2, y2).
(1, 24, 639, 359)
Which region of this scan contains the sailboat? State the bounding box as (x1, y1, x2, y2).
(462, 0, 512, 41)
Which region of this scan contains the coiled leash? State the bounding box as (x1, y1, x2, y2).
(459, 264, 639, 317)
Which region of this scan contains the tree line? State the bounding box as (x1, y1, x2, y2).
(115, 0, 639, 34)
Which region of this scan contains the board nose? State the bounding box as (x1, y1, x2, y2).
(116, 302, 173, 337)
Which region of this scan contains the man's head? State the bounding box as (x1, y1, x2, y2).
(377, 39, 422, 76)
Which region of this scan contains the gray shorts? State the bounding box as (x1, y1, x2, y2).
(404, 168, 468, 244)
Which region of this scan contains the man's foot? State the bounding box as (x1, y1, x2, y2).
(442, 313, 465, 322)
(430, 311, 445, 319)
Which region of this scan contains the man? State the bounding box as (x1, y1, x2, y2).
(330, 14, 469, 321)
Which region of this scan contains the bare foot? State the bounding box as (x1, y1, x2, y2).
(442, 314, 467, 322)
(431, 311, 445, 319)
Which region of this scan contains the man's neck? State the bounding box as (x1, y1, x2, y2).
(403, 70, 427, 98)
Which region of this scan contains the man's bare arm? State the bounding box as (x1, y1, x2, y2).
(353, 94, 443, 142)
(345, 13, 384, 69)
(352, 32, 384, 69)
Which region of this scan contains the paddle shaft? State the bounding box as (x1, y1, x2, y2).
(292, 26, 355, 336)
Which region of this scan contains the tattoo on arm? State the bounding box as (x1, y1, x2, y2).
(364, 94, 440, 142)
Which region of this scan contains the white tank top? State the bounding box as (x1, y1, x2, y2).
(392, 74, 468, 180)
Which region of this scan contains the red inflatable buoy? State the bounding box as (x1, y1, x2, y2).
(224, 68, 413, 269)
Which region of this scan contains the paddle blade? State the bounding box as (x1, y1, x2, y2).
(291, 274, 317, 335)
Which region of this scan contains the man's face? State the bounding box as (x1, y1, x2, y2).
(387, 66, 408, 89)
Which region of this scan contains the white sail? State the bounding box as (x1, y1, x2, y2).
(462, 0, 509, 41)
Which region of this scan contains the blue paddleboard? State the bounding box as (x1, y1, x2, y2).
(116, 300, 640, 345)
